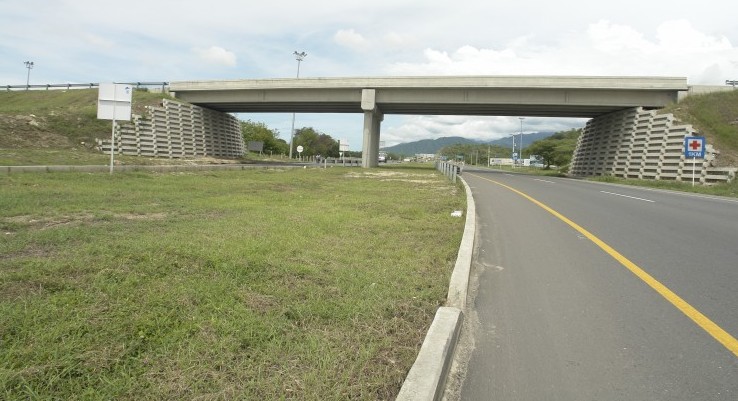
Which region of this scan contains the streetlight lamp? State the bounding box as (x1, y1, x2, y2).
(24, 61, 34, 90)
(288, 51, 307, 160)
(519, 117, 525, 164)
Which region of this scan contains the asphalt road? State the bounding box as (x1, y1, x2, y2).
(449, 168, 738, 401)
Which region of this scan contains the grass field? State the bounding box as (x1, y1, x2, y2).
(0, 166, 466, 400)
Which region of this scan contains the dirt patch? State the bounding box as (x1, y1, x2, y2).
(0, 114, 72, 148)
(117, 212, 167, 221)
(1, 212, 167, 231)
(344, 171, 441, 185)
(0, 244, 55, 262)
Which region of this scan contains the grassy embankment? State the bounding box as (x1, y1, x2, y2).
(0, 166, 466, 400)
(483, 90, 738, 197)
(660, 89, 738, 167)
(597, 90, 738, 197)
(0, 89, 280, 166)
(0, 89, 165, 166)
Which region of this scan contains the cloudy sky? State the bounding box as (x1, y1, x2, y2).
(1, 0, 737, 148)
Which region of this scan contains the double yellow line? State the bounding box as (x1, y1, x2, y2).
(473, 174, 738, 358)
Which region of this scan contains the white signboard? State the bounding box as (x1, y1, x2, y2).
(97, 83, 132, 121)
(98, 83, 133, 174)
(339, 139, 349, 152)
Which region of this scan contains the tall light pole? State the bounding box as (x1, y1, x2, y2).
(24, 61, 34, 90)
(511, 133, 516, 168)
(519, 117, 525, 163)
(288, 51, 307, 160)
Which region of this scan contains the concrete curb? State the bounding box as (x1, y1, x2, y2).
(446, 178, 476, 310)
(395, 307, 464, 400)
(396, 177, 475, 400)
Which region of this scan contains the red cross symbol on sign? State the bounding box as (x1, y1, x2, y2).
(689, 140, 702, 150)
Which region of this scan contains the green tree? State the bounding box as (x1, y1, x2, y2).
(527, 129, 581, 169)
(241, 120, 288, 154)
(294, 127, 339, 157)
(527, 141, 558, 168)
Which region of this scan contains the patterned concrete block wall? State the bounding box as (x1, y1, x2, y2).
(97, 99, 244, 158)
(571, 108, 736, 184)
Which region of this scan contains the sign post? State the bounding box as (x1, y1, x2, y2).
(339, 139, 349, 166)
(684, 136, 706, 186)
(296, 145, 304, 161)
(97, 83, 133, 174)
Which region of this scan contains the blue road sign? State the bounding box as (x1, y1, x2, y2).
(684, 136, 705, 158)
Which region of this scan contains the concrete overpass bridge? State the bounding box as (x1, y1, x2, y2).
(169, 76, 688, 168)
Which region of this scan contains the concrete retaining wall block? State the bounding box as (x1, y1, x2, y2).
(96, 99, 244, 159)
(571, 108, 735, 184)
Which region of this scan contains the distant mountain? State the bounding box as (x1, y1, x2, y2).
(486, 132, 555, 148)
(383, 132, 555, 155)
(382, 136, 476, 155)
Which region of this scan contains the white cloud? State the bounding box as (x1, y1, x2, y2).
(2, 1, 737, 147)
(334, 29, 370, 50)
(385, 19, 738, 82)
(82, 33, 115, 49)
(586, 20, 655, 54)
(656, 20, 732, 52)
(193, 46, 237, 67)
(383, 32, 413, 48)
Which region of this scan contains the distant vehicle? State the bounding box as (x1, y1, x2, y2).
(378, 152, 387, 163)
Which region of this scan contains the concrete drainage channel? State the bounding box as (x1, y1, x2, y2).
(396, 177, 475, 400)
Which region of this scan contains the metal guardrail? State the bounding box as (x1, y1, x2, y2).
(437, 161, 462, 183)
(3, 82, 169, 91)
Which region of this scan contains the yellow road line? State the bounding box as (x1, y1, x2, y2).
(472, 173, 738, 358)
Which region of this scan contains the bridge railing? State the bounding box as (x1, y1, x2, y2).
(3, 82, 169, 92)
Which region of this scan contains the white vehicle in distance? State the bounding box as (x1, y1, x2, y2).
(378, 152, 387, 163)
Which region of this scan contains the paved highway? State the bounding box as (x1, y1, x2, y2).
(448, 168, 738, 400)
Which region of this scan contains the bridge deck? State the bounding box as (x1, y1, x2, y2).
(170, 76, 688, 118)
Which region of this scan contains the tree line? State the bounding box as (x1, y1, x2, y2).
(437, 128, 582, 170)
(241, 119, 407, 160)
(241, 120, 360, 158)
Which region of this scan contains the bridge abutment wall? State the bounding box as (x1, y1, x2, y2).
(96, 99, 244, 159)
(571, 108, 736, 184)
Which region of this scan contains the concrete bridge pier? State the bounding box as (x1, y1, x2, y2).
(361, 89, 383, 168)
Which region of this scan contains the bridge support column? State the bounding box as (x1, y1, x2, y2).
(361, 89, 383, 168)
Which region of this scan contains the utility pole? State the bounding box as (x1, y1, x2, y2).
(519, 117, 525, 163)
(24, 61, 34, 90)
(288, 51, 307, 160)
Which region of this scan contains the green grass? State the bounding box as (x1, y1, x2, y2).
(0, 166, 466, 400)
(0, 89, 173, 153)
(0, 148, 261, 167)
(587, 175, 738, 198)
(660, 90, 738, 165)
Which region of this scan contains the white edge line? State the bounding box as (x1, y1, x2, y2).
(600, 190, 655, 203)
